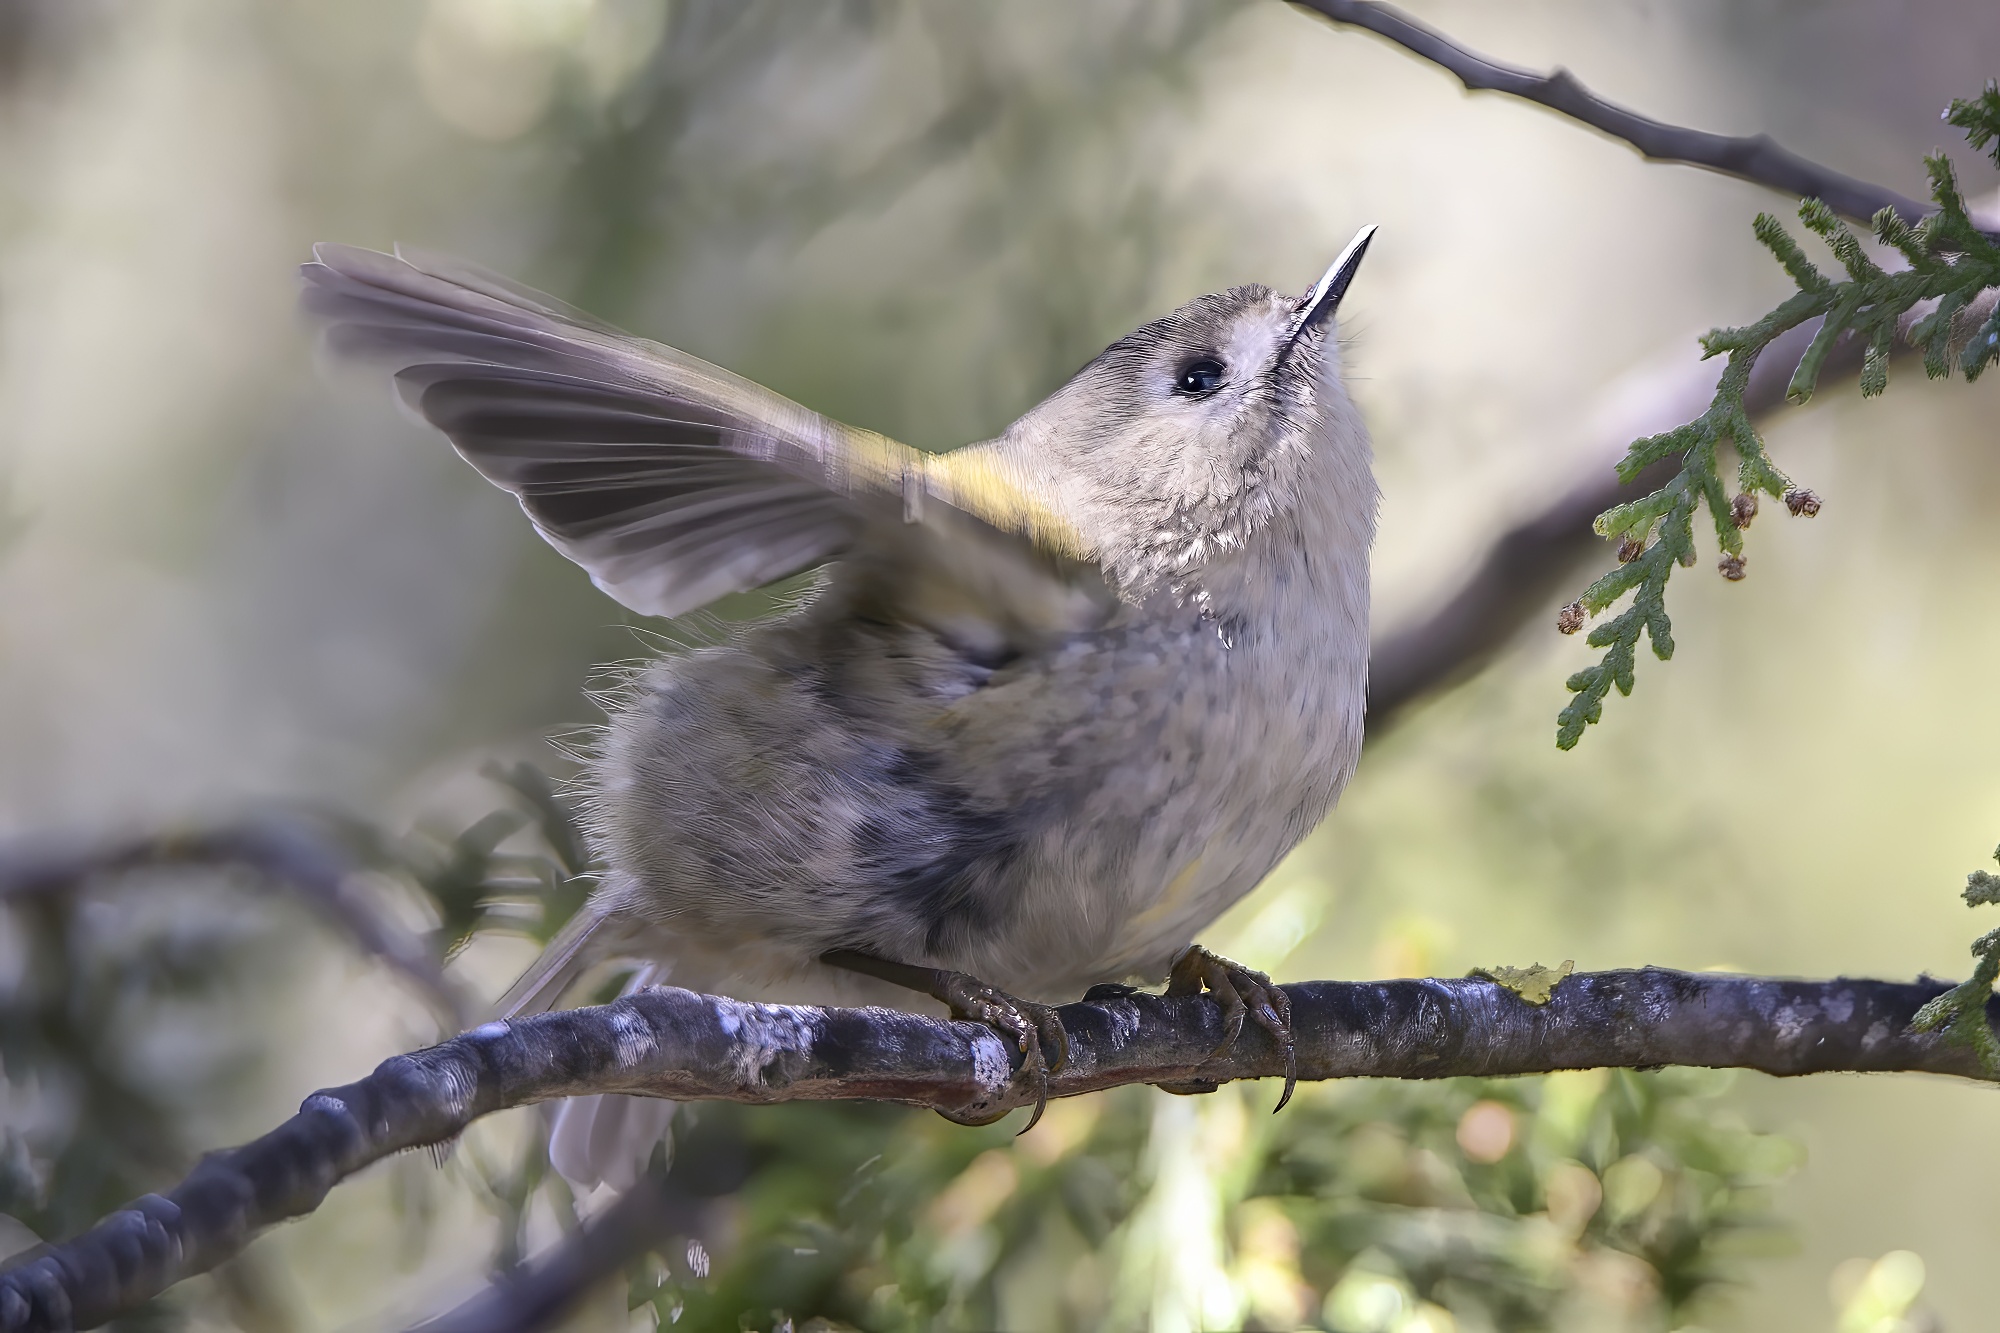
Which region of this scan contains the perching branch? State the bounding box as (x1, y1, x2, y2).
(1288, 0, 1995, 238)
(2, 968, 1991, 1332)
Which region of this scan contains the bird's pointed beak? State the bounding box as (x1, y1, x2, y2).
(1283, 224, 1377, 357)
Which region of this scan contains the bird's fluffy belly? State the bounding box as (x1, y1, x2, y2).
(589, 607, 1362, 1003)
(964, 618, 1362, 995)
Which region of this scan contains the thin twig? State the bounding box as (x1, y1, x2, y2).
(1, 968, 1990, 1331)
(1288, 0, 1997, 237)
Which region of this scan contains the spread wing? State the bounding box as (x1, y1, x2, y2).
(300, 244, 1112, 643)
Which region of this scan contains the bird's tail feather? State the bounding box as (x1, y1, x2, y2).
(547, 1089, 678, 1195)
(495, 898, 618, 1020)
(545, 960, 680, 1197)
(500, 909, 689, 1196)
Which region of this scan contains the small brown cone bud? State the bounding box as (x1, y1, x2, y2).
(1677, 546, 1697, 568)
(1556, 601, 1586, 635)
(1783, 487, 1821, 517)
(1730, 492, 1758, 529)
(1615, 535, 1643, 563)
(1718, 553, 1747, 581)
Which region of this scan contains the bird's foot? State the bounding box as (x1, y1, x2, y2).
(936, 972, 1069, 1132)
(818, 948, 1067, 1131)
(1165, 944, 1297, 1111)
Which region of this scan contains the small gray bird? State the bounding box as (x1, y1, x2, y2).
(302, 228, 1377, 1185)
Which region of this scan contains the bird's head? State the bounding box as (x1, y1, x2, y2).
(1000, 227, 1378, 599)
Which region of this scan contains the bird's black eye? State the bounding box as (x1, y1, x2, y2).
(1174, 357, 1227, 397)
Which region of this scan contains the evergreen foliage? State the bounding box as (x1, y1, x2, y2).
(624, 1070, 1795, 1332)
(1910, 842, 2000, 1072)
(1556, 92, 2000, 748)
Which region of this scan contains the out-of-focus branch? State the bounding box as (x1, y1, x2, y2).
(1288, 0, 2000, 238)
(0, 814, 471, 1027)
(4, 968, 1994, 1331)
(406, 1167, 696, 1333)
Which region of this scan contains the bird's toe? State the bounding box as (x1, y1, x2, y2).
(1166, 944, 1298, 1111)
(938, 973, 1068, 1132)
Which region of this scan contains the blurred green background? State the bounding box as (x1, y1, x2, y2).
(2, 1, 1998, 1329)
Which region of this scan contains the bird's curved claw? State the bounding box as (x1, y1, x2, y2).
(938, 972, 1069, 1133)
(1166, 944, 1297, 1111)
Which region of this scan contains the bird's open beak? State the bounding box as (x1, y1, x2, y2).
(1283, 224, 1376, 358)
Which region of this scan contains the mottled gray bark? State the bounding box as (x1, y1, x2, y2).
(1, 969, 1990, 1332)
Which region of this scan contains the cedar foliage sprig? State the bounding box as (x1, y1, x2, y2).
(1910, 843, 2000, 1073)
(1555, 87, 2000, 749)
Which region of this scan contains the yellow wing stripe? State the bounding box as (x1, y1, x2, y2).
(923, 447, 1090, 560)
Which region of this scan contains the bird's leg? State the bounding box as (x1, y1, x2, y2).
(1166, 944, 1298, 1111)
(820, 948, 1069, 1130)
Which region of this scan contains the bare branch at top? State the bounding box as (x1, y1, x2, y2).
(1289, 0, 1994, 237)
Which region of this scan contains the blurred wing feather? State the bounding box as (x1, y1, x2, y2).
(300, 243, 1104, 631)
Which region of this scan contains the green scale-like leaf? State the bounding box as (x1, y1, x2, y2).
(1556, 107, 2000, 749)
